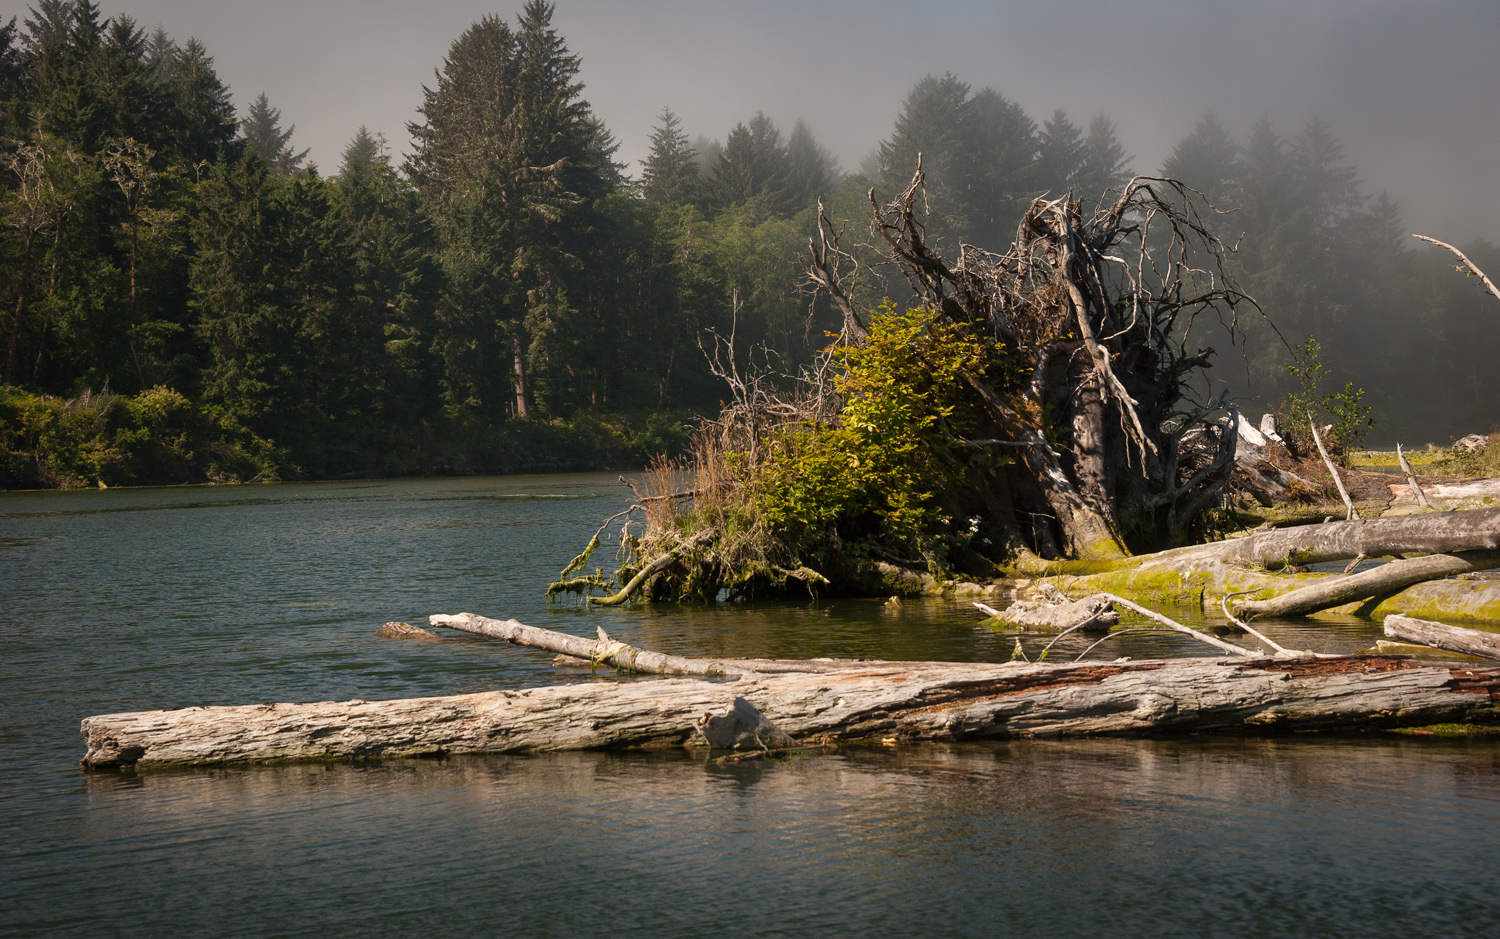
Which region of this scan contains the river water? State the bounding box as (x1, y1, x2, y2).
(2, 474, 1497, 937)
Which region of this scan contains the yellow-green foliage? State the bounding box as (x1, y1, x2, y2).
(0, 384, 285, 489)
(751, 303, 998, 556)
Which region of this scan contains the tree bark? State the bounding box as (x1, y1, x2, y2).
(1384, 614, 1500, 660)
(80, 654, 1500, 768)
(1235, 551, 1500, 618)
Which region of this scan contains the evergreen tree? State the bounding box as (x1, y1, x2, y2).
(1075, 113, 1132, 206)
(240, 92, 308, 176)
(1036, 108, 1083, 196)
(640, 107, 698, 206)
(879, 73, 969, 198)
(691, 134, 721, 181)
(337, 125, 386, 182)
(880, 75, 1037, 249)
(164, 38, 236, 164)
(406, 1, 618, 420)
(785, 119, 839, 209)
(1160, 112, 1239, 208)
(713, 112, 791, 210)
(964, 87, 1037, 247)
(144, 26, 176, 83)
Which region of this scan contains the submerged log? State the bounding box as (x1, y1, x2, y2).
(80, 653, 1500, 767)
(1384, 614, 1500, 660)
(981, 589, 1120, 632)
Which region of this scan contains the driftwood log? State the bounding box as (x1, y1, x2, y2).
(1138, 506, 1500, 571)
(80, 616, 1500, 768)
(1384, 614, 1500, 660)
(1235, 551, 1500, 619)
(80, 653, 1500, 768)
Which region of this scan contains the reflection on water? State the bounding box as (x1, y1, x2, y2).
(2, 475, 1497, 937)
(11, 742, 1500, 937)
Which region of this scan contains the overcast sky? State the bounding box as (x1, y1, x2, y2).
(79, 0, 1500, 243)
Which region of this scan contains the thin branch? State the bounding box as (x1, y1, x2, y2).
(1414, 233, 1500, 301)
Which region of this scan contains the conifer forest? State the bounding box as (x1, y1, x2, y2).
(1, 0, 1496, 490)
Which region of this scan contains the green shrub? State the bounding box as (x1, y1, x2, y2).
(0, 384, 285, 489)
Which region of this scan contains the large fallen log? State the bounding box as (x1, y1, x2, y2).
(80, 652, 1500, 768)
(1384, 614, 1500, 660)
(81, 617, 1500, 767)
(1235, 551, 1500, 618)
(1137, 506, 1500, 571)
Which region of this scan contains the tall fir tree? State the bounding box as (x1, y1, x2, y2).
(785, 119, 839, 209)
(240, 92, 308, 176)
(405, 1, 618, 421)
(1036, 109, 1084, 196)
(713, 112, 791, 211)
(640, 107, 698, 206)
(1075, 113, 1132, 206)
(1160, 112, 1239, 208)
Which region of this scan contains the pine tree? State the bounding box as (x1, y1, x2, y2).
(879, 73, 970, 197)
(240, 92, 308, 176)
(691, 134, 721, 181)
(640, 108, 698, 206)
(963, 87, 1037, 248)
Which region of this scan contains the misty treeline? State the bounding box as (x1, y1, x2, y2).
(0, 1, 1494, 488)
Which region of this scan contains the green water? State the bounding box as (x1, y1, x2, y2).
(2, 475, 1497, 937)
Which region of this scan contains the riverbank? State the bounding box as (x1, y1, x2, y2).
(1, 383, 687, 490)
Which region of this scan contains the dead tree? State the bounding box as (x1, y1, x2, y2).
(807, 165, 1258, 559)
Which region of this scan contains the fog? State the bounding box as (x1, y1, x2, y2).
(86, 0, 1497, 243)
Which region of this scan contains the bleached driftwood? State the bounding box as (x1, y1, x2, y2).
(1396, 444, 1432, 509)
(1384, 614, 1500, 660)
(80, 650, 1500, 768)
(1309, 417, 1357, 520)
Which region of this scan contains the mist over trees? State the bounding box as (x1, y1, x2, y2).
(0, 0, 1493, 488)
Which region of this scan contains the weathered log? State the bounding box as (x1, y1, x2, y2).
(1138, 506, 1500, 570)
(79, 654, 1500, 767)
(432, 612, 911, 677)
(1384, 614, 1500, 660)
(1236, 551, 1500, 618)
(1388, 478, 1500, 509)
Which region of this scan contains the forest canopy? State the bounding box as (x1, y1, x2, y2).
(0, 0, 1495, 490)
